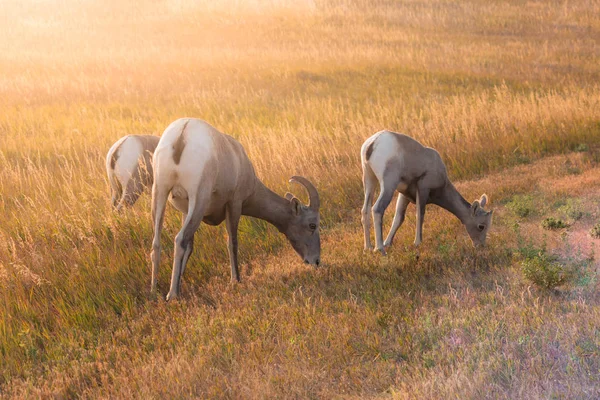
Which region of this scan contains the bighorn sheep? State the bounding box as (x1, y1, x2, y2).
(361, 130, 493, 255)
(151, 118, 321, 300)
(106, 135, 160, 210)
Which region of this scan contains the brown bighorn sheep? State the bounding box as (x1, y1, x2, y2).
(361, 130, 493, 255)
(106, 135, 160, 210)
(151, 118, 321, 301)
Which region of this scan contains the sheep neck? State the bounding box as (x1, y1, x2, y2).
(242, 179, 293, 233)
(431, 182, 472, 224)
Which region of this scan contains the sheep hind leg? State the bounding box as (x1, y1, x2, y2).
(109, 176, 122, 209)
(384, 193, 410, 248)
(166, 195, 205, 302)
(118, 170, 145, 210)
(372, 176, 397, 255)
(150, 183, 170, 294)
(361, 164, 377, 251)
(178, 212, 193, 282)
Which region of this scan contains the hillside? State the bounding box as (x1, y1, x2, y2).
(1, 0, 600, 398)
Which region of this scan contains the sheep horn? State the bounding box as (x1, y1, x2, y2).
(289, 176, 320, 210)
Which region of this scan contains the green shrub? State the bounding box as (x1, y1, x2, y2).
(507, 194, 536, 218)
(521, 253, 569, 289)
(575, 143, 589, 152)
(541, 217, 568, 230)
(557, 199, 584, 221)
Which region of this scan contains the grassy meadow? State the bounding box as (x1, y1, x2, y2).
(1, 0, 600, 397)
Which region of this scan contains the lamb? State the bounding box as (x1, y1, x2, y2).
(151, 118, 321, 301)
(361, 130, 493, 255)
(106, 134, 160, 210)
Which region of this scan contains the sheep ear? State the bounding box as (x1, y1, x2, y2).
(479, 194, 488, 208)
(290, 197, 302, 215)
(471, 200, 480, 215)
(284, 192, 294, 201)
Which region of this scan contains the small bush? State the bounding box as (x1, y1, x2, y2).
(521, 253, 569, 289)
(542, 217, 568, 230)
(590, 223, 600, 239)
(575, 143, 589, 152)
(557, 199, 584, 221)
(507, 194, 536, 218)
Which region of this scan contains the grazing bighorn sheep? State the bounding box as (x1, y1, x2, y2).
(361, 130, 493, 255)
(106, 135, 160, 210)
(151, 118, 321, 301)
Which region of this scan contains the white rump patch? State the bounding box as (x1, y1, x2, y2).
(113, 136, 144, 185)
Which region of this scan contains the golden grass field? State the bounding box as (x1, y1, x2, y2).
(1, 0, 600, 397)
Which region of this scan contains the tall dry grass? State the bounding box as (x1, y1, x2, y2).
(1, 0, 600, 397)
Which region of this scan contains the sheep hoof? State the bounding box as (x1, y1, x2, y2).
(166, 291, 178, 302)
(149, 288, 160, 300)
(374, 247, 387, 256)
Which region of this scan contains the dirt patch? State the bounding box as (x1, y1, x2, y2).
(558, 222, 600, 269)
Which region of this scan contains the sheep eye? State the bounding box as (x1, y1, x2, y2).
(309, 223, 317, 230)
(478, 224, 485, 231)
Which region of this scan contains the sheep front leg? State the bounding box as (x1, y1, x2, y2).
(414, 186, 430, 246)
(225, 201, 242, 282)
